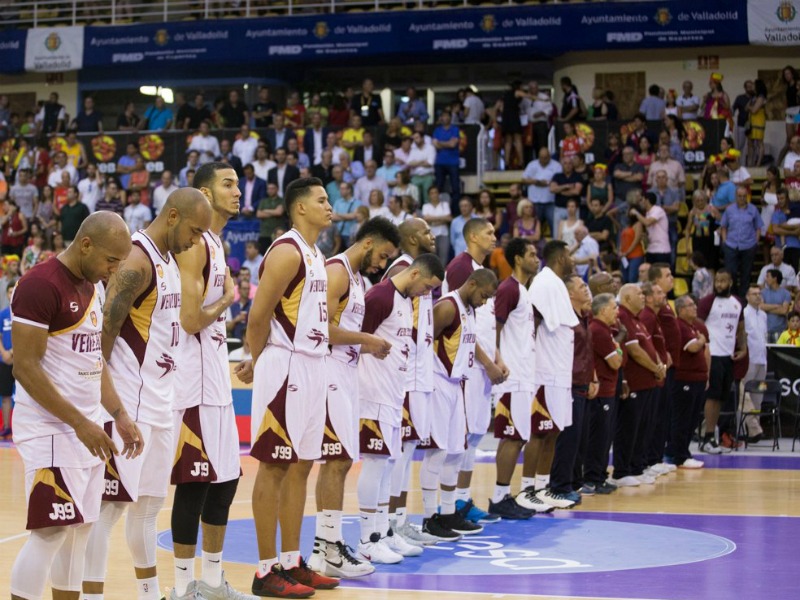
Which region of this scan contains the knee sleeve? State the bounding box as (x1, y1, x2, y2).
(357, 455, 386, 510)
(126, 495, 165, 569)
(419, 449, 445, 490)
(460, 440, 479, 473)
(379, 459, 394, 504)
(390, 442, 416, 497)
(441, 452, 463, 487)
(11, 527, 68, 599)
(51, 523, 92, 592)
(171, 481, 210, 546)
(83, 501, 127, 582)
(201, 478, 239, 526)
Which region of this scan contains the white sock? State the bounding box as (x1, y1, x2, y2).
(201, 551, 223, 588)
(520, 476, 535, 491)
(441, 489, 456, 515)
(455, 487, 470, 502)
(257, 557, 278, 577)
(137, 576, 160, 600)
(422, 489, 438, 517)
(359, 511, 377, 542)
(316, 509, 342, 543)
(84, 595, 103, 600)
(395, 507, 407, 527)
(174, 558, 194, 596)
(535, 474, 550, 491)
(492, 484, 510, 504)
(280, 550, 301, 570)
(376, 505, 390, 536)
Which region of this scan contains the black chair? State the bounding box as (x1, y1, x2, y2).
(737, 380, 783, 451)
(791, 398, 800, 452)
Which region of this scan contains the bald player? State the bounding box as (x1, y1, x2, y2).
(384, 218, 441, 547)
(10, 213, 140, 600)
(82, 188, 212, 600)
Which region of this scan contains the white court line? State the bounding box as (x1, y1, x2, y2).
(336, 585, 657, 600)
(0, 532, 28, 544)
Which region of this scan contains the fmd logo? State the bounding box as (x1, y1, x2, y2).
(607, 32, 644, 42)
(433, 39, 469, 50)
(269, 45, 302, 55)
(112, 52, 144, 63)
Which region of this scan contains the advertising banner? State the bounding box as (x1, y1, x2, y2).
(747, 0, 800, 45)
(767, 345, 800, 423)
(0, 29, 26, 74)
(24, 26, 84, 72)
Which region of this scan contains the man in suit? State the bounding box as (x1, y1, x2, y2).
(353, 130, 382, 166)
(238, 163, 267, 220)
(304, 112, 329, 166)
(217, 138, 244, 178)
(267, 147, 300, 198)
(265, 114, 296, 153)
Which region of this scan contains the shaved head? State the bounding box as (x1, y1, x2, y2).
(76, 211, 130, 248)
(163, 187, 211, 219)
(589, 271, 614, 296)
(398, 217, 435, 255)
(399, 217, 427, 240)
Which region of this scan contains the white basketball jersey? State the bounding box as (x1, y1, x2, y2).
(705, 295, 742, 357)
(495, 276, 536, 392)
(262, 229, 329, 357)
(434, 291, 477, 382)
(327, 253, 365, 367)
(109, 231, 181, 424)
(385, 253, 434, 393)
(174, 231, 232, 410)
(442, 254, 495, 358)
(358, 278, 413, 408)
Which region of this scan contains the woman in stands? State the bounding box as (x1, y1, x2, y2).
(618, 206, 645, 283)
(587, 163, 614, 215)
(781, 66, 800, 162)
(685, 188, 718, 271)
(502, 80, 530, 170)
(557, 198, 583, 249)
(702, 73, 732, 128)
(635, 136, 654, 191)
(746, 79, 768, 168)
(513, 199, 541, 247)
(475, 188, 503, 232)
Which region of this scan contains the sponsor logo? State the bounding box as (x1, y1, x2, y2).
(400, 344, 410, 361)
(433, 39, 468, 50)
(606, 32, 643, 42)
(778, 1, 797, 23)
(156, 264, 164, 278)
(210, 331, 227, 349)
(654, 8, 672, 26)
(314, 21, 329, 39)
(45, 32, 61, 52)
(90, 311, 97, 327)
(138, 134, 164, 161)
(112, 52, 144, 63)
(154, 29, 170, 46)
(480, 14, 496, 33)
(308, 328, 327, 348)
(346, 346, 359, 364)
(269, 45, 302, 55)
(288, 384, 299, 392)
(156, 352, 175, 377)
(91, 135, 117, 162)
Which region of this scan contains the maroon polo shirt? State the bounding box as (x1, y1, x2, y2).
(658, 303, 681, 369)
(675, 318, 710, 382)
(639, 306, 667, 389)
(572, 310, 594, 396)
(589, 318, 621, 398)
(618, 304, 659, 392)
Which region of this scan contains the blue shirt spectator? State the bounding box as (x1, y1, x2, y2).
(1, 304, 11, 353)
(333, 189, 361, 239)
(711, 178, 736, 210)
(762, 277, 792, 335)
(433, 120, 460, 167)
(228, 287, 251, 340)
(397, 88, 429, 125)
(772, 208, 800, 250)
(720, 200, 762, 250)
(450, 199, 476, 257)
(143, 97, 174, 131)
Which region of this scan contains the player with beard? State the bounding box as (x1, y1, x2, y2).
(308, 217, 399, 578)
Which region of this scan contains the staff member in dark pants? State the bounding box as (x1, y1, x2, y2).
(667, 295, 710, 468)
(611, 284, 665, 487)
(0, 281, 14, 437)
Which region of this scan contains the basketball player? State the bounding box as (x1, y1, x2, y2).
(10, 212, 140, 600)
(420, 268, 506, 540)
(82, 188, 212, 600)
(440, 218, 503, 523)
(308, 217, 399, 578)
(383, 219, 441, 547)
(490, 238, 548, 518)
(248, 177, 339, 598)
(170, 163, 259, 600)
(521, 240, 578, 510)
(356, 254, 444, 564)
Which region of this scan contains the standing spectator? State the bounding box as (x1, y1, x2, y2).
(397, 87, 429, 126)
(386, 194, 409, 226)
(265, 113, 295, 152)
(35, 92, 66, 135)
(635, 137, 655, 190)
(651, 170, 681, 261)
(252, 87, 276, 128)
(782, 135, 800, 171)
(697, 270, 746, 453)
(612, 147, 645, 223)
(252, 144, 276, 182)
(513, 199, 541, 246)
(186, 94, 211, 130)
(366, 189, 389, 219)
(328, 93, 351, 129)
(266, 147, 300, 198)
(9, 168, 38, 221)
(691, 251, 713, 299)
(31, 137, 51, 190)
(639, 84, 666, 121)
(450, 197, 476, 256)
(47, 152, 78, 188)
(502, 81, 529, 169)
(632, 192, 670, 265)
(780, 67, 799, 164)
(256, 182, 285, 253)
(586, 164, 614, 216)
(731, 80, 755, 160)
(571, 226, 599, 279)
(325, 165, 344, 206)
(745, 80, 768, 168)
(241, 241, 264, 286)
(227, 280, 251, 341)
(463, 86, 485, 125)
(122, 190, 151, 233)
(557, 198, 583, 248)
(311, 149, 335, 186)
(233, 123, 258, 167)
(619, 208, 645, 283)
(529, 83, 552, 155)
(550, 157, 584, 238)
(178, 150, 201, 188)
(220, 89, 248, 128)
(719, 187, 762, 298)
(21, 231, 44, 275)
(77, 163, 104, 213)
(331, 181, 360, 242)
(142, 95, 173, 130)
(62, 129, 87, 171)
(475, 188, 502, 230)
(377, 149, 401, 195)
(408, 130, 436, 202)
(702, 73, 732, 124)
(588, 87, 611, 120)
(0, 199, 27, 254)
(741, 286, 767, 442)
(116, 142, 139, 190)
(71, 96, 103, 133)
(433, 110, 461, 203)
(760, 269, 792, 341)
(172, 92, 192, 130)
(341, 114, 365, 159)
(422, 186, 452, 265)
(726, 150, 753, 188)
(151, 170, 178, 217)
(304, 112, 329, 166)
(686, 189, 717, 269)
(128, 155, 151, 207)
(522, 147, 562, 236)
(710, 167, 736, 216)
(305, 93, 328, 127)
(0, 280, 13, 436)
(758, 247, 796, 290)
(586, 197, 614, 253)
(772, 189, 800, 270)
(667, 295, 709, 469)
(187, 120, 221, 164)
(354, 159, 389, 205)
(559, 76, 584, 123)
(282, 91, 306, 129)
(55, 187, 88, 244)
(676, 81, 700, 120)
(351, 78, 385, 126)
(238, 163, 267, 220)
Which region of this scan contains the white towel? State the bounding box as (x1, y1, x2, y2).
(530, 267, 579, 333)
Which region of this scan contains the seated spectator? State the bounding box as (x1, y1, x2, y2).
(572, 225, 600, 279)
(557, 198, 583, 248)
(605, 132, 624, 172)
(383, 117, 409, 151)
(393, 136, 413, 169)
(95, 178, 125, 216)
(513, 199, 541, 245)
(586, 197, 614, 253)
(397, 87, 429, 126)
(63, 130, 88, 171)
(783, 135, 800, 172)
(286, 138, 310, 170)
(354, 159, 389, 205)
(142, 95, 173, 131)
(758, 246, 797, 290)
(386, 195, 410, 226)
(227, 279, 251, 340)
(0, 199, 27, 254)
(338, 152, 365, 185)
(123, 190, 151, 233)
(761, 269, 792, 341)
(777, 311, 800, 345)
(325, 165, 344, 206)
(647, 144, 685, 190)
(71, 96, 103, 133)
(252, 144, 276, 182)
(475, 189, 502, 231)
(625, 112, 650, 150)
(401, 195, 417, 218)
(311, 149, 336, 186)
(421, 185, 452, 265)
(152, 170, 179, 217)
(241, 241, 264, 286)
(785, 159, 800, 191)
(690, 251, 713, 299)
(21, 231, 45, 275)
(47, 151, 78, 187)
(317, 221, 342, 259)
(354, 130, 380, 165)
(366, 189, 389, 220)
(265, 114, 296, 152)
(36, 185, 57, 240)
(377, 149, 401, 194)
(586, 164, 613, 217)
(256, 182, 285, 253)
(551, 156, 584, 234)
(450, 197, 476, 256)
(332, 182, 362, 239)
(393, 168, 419, 207)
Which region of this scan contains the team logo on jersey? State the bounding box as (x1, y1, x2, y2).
(156, 353, 176, 378)
(156, 264, 164, 279)
(210, 331, 227, 350)
(328, 383, 338, 391)
(305, 254, 313, 266)
(726, 323, 734, 333)
(307, 329, 327, 348)
(425, 333, 433, 347)
(400, 344, 410, 361)
(210, 246, 216, 260)
(346, 346, 359, 364)
(288, 384, 299, 392)
(90, 311, 97, 327)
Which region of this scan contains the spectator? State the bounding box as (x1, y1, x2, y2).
(152, 170, 178, 217)
(550, 156, 583, 236)
(341, 114, 365, 159)
(71, 96, 103, 133)
(676, 81, 700, 120)
(559, 121, 581, 161)
(631, 192, 670, 265)
(780, 67, 799, 163)
(619, 207, 645, 283)
(377, 149, 401, 194)
(725, 149, 753, 189)
(351, 78, 385, 126)
(46, 152, 77, 189)
(612, 147, 645, 225)
(216, 138, 243, 177)
(528, 82, 552, 155)
(338, 152, 364, 185)
(31, 137, 51, 189)
(686, 189, 717, 269)
(186, 94, 212, 130)
(95, 178, 125, 216)
(366, 189, 389, 220)
(76, 163, 104, 214)
(265, 113, 296, 152)
(665, 89, 679, 116)
(647, 144, 685, 190)
(227, 279, 251, 340)
(502, 80, 530, 169)
(777, 311, 800, 345)
(586, 164, 613, 216)
(188, 120, 221, 164)
(559, 76, 584, 122)
(522, 147, 562, 236)
(56, 188, 87, 244)
(304, 112, 328, 166)
(354, 159, 388, 204)
(142, 95, 173, 131)
(179, 150, 201, 188)
(35, 92, 66, 135)
(557, 197, 583, 248)
(471, 189, 497, 230)
(393, 135, 413, 168)
(128, 155, 151, 206)
(266, 147, 300, 198)
(719, 186, 762, 298)
(328, 93, 351, 129)
(256, 182, 285, 253)
(651, 169, 681, 260)
(332, 181, 361, 241)
(588, 87, 611, 120)
(317, 219, 342, 258)
(702, 73, 732, 123)
(0, 258, 18, 311)
(172, 92, 192, 130)
(305, 93, 328, 127)
(513, 199, 541, 245)
(21, 231, 44, 275)
(772, 188, 800, 270)
(252, 87, 276, 128)
(238, 163, 267, 220)
(758, 246, 796, 290)
(408, 130, 436, 202)
(9, 168, 38, 221)
(743, 80, 767, 167)
(760, 269, 792, 341)
(690, 251, 713, 299)
(241, 241, 264, 286)
(571, 225, 599, 279)
(422, 185, 452, 265)
(503, 183, 524, 235)
(397, 87, 429, 126)
(386, 194, 409, 226)
(122, 189, 151, 233)
(640, 84, 666, 121)
(489, 232, 513, 281)
(450, 197, 476, 256)
(325, 165, 344, 206)
(635, 136, 654, 190)
(311, 149, 335, 186)
(462, 86, 485, 125)
(283, 91, 306, 129)
(53, 171, 71, 212)
(710, 167, 736, 217)
(233, 123, 258, 167)
(586, 197, 614, 253)
(432, 110, 461, 203)
(252, 144, 276, 182)
(220, 89, 248, 128)
(783, 135, 800, 172)
(36, 185, 57, 239)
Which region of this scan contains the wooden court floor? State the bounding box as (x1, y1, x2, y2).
(1, 442, 798, 600)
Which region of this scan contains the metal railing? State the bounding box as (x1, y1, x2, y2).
(0, 0, 628, 28)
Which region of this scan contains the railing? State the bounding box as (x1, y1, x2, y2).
(0, 0, 648, 28)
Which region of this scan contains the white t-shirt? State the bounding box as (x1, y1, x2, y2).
(422, 200, 451, 237)
(574, 236, 599, 278)
(645, 205, 670, 253)
(124, 203, 152, 233)
(463, 95, 485, 124)
(233, 136, 258, 167)
(152, 183, 179, 216)
(676, 94, 700, 120)
(77, 177, 103, 213)
(523, 159, 562, 204)
(743, 305, 767, 366)
(187, 134, 221, 164)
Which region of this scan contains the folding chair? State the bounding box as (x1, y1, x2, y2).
(737, 380, 782, 451)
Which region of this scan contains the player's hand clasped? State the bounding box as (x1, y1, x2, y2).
(234, 359, 254, 384)
(115, 413, 144, 459)
(362, 335, 392, 359)
(75, 418, 119, 462)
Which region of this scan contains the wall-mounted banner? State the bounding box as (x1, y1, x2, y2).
(0, 29, 26, 74)
(24, 26, 84, 72)
(748, 0, 800, 45)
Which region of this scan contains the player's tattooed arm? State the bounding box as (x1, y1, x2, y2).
(102, 246, 152, 360)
